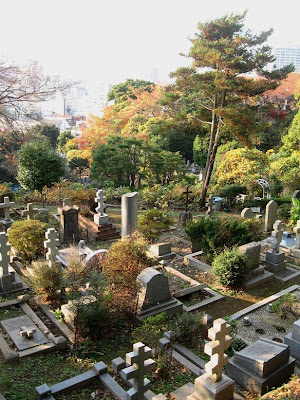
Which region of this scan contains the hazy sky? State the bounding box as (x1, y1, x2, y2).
(1, 0, 299, 85)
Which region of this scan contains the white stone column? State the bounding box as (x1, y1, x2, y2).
(121, 192, 138, 237)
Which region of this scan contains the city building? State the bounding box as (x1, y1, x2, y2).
(274, 47, 300, 72)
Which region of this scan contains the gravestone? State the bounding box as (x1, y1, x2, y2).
(265, 220, 287, 273)
(22, 203, 38, 220)
(187, 318, 234, 400)
(292, 190, 300, 199)
(94, 189, 109, 225)
(120, 342, 156, 400)
(226, 338, 295, 396)
(59, 198, 80, 244)
(284, 319, 300, 362)
(241, 208, 255, 219)
(136, 267, 183, 319)
(0, 197, 15, 230)
(206, 195, 214, 217)
(265, 200, 278, 232)
(293, 220, 300, 250)
(44, 228, 60, 268)
(121, 192, 138, 237)
(148, 242, 176, 262)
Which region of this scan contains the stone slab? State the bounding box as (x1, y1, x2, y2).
(244, 270, 274, 289)
(273, 266, 300, 282)
(0, 331, 18, 361)
(292, 319, 300, 341)
(264, 260, 287, 273)
(266, 250, 285, 264)
(239, 242, 261, 270)
(284, 332, 300, 361)
(233, 338, 289, 377)
(226, 355, 295, 396)
(187, 373, 234, 400)
(0, 315, 49, 351)
(149, 242, 171, 256)
(171, 382, 194, 400)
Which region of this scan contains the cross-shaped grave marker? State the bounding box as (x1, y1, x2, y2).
(0, 232, 11, 276)
(271, 220, 283, 253)
(206, 194, 214, 217)
(22, 203, 38, 220)
(95, 189, 106, 216)
(120, 342, 156, 400)
(293, 220, 300, 250)
(20, 326, 36, 339)
(204, 318, 232, 382)
(0, 196, 15, 222)
(44, 228, 60, 268)
(183, 186, 192, 213)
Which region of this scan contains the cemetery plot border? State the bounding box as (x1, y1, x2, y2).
(0, 295, 68, 361)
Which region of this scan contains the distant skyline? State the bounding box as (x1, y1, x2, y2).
(1, 0, 300, 86)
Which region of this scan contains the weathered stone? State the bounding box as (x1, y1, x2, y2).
(239, 242, 261, 271)
(241, 208, 255, 219)
(121, 192, 138, 237)
(178, 211, 193, 227)
(149, 242, 171, 257)
(94, 189, 109, 225)
(187, 373, 234, 400)
(44, 228, 60, 268)
(58, 199, 80, 244)
(284, 319, 300, 361)
(265, 200, 278, 232)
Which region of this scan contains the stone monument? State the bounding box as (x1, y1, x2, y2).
(94, 189, 109, 225)
(44, 228, 60, 268)
(59, 198, 80, 244)
(0, 196, 15, 230)
(187, 318, 234, 400)
(265, 200, 278, 232)
(121, 192, 138, 237)
(241, 208, 255, 219)
(0, 232, 24, 293)
(136, 267, 183, 319)
(226, 338, 295, 396)
(22, 203, 38, 220)
(206, 195, 214, 217)
(264, 220, 287, 273)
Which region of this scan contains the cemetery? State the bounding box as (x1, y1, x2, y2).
(0, 8, 300, 400)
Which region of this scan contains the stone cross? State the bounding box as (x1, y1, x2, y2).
(183, 186, 192, 213)
(95, 189, 106, 216)
(294, 220, 300, 250)
(206, 195, 214, 217)
(44, 228, 60, 268)
(22, 203, 38, 220)
(0, 232, 11, 276)
(271, 220, 283, 254)
(121, 342, 156, 400)
(20, 326, 36, 339)
(0, 197, 15, 221)
(204, 318, 232, 382)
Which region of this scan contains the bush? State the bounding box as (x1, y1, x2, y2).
(8, 219, 47, 262)
(212, 247, 248, 288)
(186, 217, 221, 256)
(138, 209, 171, 242)
(291, 198, 300, 226)
(132, 312, 168, 350)
(0, 183, 14, 202)
(170, 312, 205, 346)
(103, 232, 153, 296)
(30, 260, 63, 300)
(218, 184, 247, 207)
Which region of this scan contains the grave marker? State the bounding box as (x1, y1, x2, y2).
(22, 203, 38, 220)
(44, 228, 60, 268)
(206, 195, 214, 217)
(0, 232, 13, 292)
(271, 220, 283, 253)
(59, 198, 80, 244)
(183, 186, 192, 213)
(265, 200, 278, 232)
(94, 189, 109, 225)
(121, 192, 138, 237)
(241, 208, 255, 219)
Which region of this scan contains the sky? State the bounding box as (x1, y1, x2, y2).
(1, 0, 300, 87)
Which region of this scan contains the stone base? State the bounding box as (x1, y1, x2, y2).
(226, 356, 295, 396)
(284, 333, 300, 362)
(187, 373, 234, 400)
(266, 250, 285, 264)
(290, 247, 300, 260)
(93, 213, 109, 225)
(137, 297, 183, 320)
(0, 219, 14, 231)
(0, 266, 26, 295)
(0, 273, 14, 292)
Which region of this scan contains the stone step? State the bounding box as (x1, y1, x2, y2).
(245, 271, 274, 289)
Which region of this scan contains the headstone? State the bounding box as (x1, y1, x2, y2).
(241, 208, 255, 218)
(148, 242, 176, 262)
(292, 190, 300, 199)
(265, 200, 278, 232)
(284, 319, 300, 362)
(22, 203, 38, 220)
(94, 189, 109, 225)
(293, 220, 300, 250)
(120, 342, 156, 400)
(0, 232, 13, 292)
(206, 195, 214, 217)
(226, 338, 295, 396)
(59, 198, 80, 244)
(187, 318, 234, 400)
(121, 192, 138, 237)
(136, 267, 183, 319)
(239, 242, 261, 271)
(178, 211, 193, 227)
(44, 228, 60, 268)
(0, 196, 15, 229)
(265, 220, 287, 273)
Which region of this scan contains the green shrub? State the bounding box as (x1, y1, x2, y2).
(8, 219, 47, 262)
(132, 312, 168, 350)
(170, 312, 205, 347)
(218, 184, 247, 207)
(0, 183, 14, 202)
(30, 260, 63, 300)
(138, 209, 171, 242)
(212, 247, 248, 288)
(278, 203, 291, 224)
(291, 198, 300, 226)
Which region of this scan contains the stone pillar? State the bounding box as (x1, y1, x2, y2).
(265, 200, 278, 232)
(0, 232, 13, 292)
(59, 198, 80, 244)
(121, 192, 138, 237)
